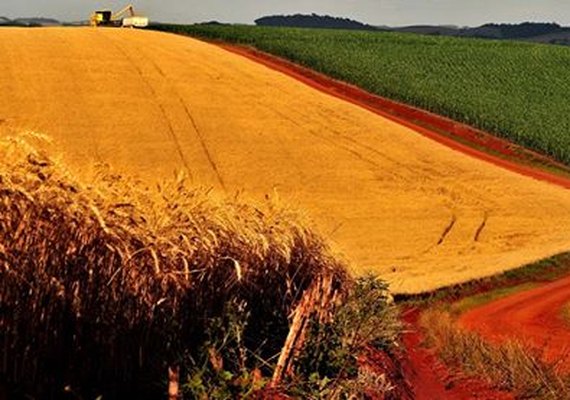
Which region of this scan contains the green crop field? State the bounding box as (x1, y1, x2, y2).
(153, 24, 570, 166)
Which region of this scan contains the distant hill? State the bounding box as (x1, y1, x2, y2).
(527, 31, 570, 46)
(0, 17, 61, 27)
(389, 22, 570, 46)
(197, 21, 228, 26)
(14, 18, 61, 27)
(393, 25, 460, 36)
(0, 17, 22, 26)
(255, 14, 380, 31)
(465, 22, 567, 39)
(252, 17, 569, 46)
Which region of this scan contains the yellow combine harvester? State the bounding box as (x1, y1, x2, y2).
(90, 4, 149, 28)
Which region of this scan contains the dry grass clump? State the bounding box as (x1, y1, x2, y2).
(561, 303, 570, 327)
(0, 136, 348, 399)
(421, 309, 570, 399)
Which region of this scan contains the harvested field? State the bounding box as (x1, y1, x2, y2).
(1, 28, 570, 293)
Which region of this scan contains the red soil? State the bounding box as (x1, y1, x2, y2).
(220, 44, 570, 191)
(400, 309, 514, 400)
(459, 275, 570, 371)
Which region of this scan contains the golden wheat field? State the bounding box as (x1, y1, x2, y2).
(1, 27, 570, 293)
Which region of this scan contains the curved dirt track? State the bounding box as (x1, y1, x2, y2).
(459, 276, 570, 369)
(1, 28, 570, 293)
(402, 310, 514, 400)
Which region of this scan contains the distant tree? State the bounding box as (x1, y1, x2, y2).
(480, 22, 563, 38)
(254, 14, 380, 31)
(197, 21, 227, 26)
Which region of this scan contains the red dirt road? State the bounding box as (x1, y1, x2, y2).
(220, 44, 570, 190)
(402, 309, 514, 400)
(459, 275, 570, 369)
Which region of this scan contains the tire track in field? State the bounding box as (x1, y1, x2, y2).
(300, 111, 412, 181)
(263, 97, 489, 254)
(177, 49, 306, 189)
(160, 41, 412, 189)
(437, 215, 457, 246)
(121, 36, 227, 192)
(474, 212, 489, 242)
(306, 100, 501, 217)
(266, 105, 403, 182)
(202, 61, 392, 178)
(411, 211, 457, 257)
(100, 32, 194, 179)
(305, 104, 410, 169)
(139, 47, 227, 192)
(178, 100, 227, 192)
(222, 43, 570, 191)
(149, 39, 467, 198)
(277, 97, 499, 253)
(55, 30, 104, 165)
(130, 36, 496, 260)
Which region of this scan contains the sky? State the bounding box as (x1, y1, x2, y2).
(2, 0, 570, 27)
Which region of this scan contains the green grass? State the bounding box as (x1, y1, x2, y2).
(153, 24, 570, 166)
(395, 252, 570, 305)
(449, 283, 537, 316)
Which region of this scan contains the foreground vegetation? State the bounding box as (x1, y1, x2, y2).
(414, 253, 570, 399)
(0, 134, 401, 399)
(422, 310, 570, 399)
(154, 24, 570, 165)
